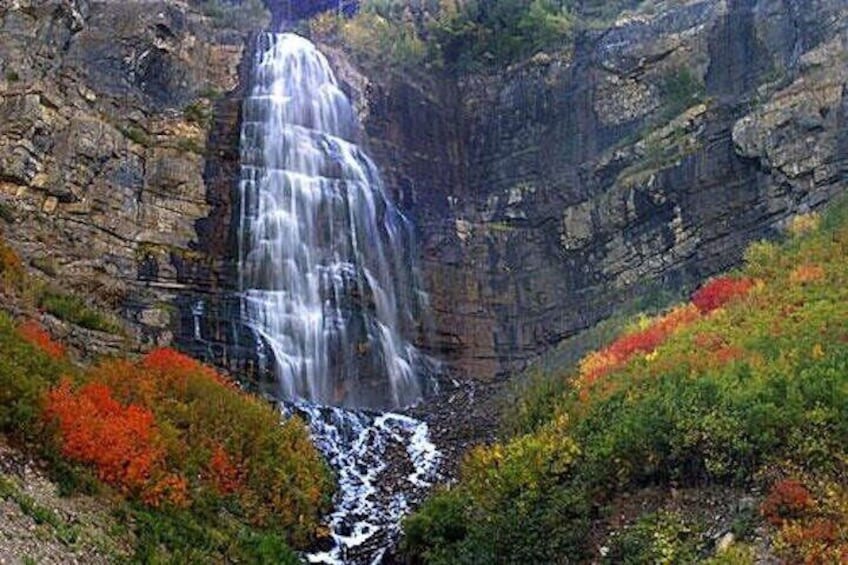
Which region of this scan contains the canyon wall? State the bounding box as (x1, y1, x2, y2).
(340, 0, 848, 379)
(0, 0, 845, 387)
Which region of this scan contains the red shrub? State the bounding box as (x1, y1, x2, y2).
(141, 347, 234, 389)
(208, 445, 243, 495)
(692, 276, 755, 314)
(17, 320, 65, 359)
(579, 305, 701, 388)
(44, 379, 184, 506)
(761, 479, 814, 526)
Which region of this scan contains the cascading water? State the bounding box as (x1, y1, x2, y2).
(237, 33, 440, 563)
(239, 32, 428, 410)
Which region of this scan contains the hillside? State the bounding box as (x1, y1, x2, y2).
(402, 199, 848, 563)
(0, 239, 333, 563)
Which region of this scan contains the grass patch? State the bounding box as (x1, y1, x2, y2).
(120, 126, 151, 148)
(174, 137, 204, 155)
(183, 101, 212, 127)
(0, 474, 81, 545)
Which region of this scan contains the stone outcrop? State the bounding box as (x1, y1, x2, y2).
(0, 0, 261, 353)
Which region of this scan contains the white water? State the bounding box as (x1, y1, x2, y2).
(238, 32, 428, 410)
(237, 33, 440, 563)
(295, 403, 441, 564)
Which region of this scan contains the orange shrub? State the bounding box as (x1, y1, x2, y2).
(0, 239, 24, 289)
(141, 347, 235, 389)
(17, 320, 65, 359)
(761, 479, 814, 526)
(208, 445, 243, 496)
(789, 263, 825, 284)
(691, 276, 754, 314)
(43, 379, 186, 506)
(51, 348, 332, 544)
(579, 305, 700, 388)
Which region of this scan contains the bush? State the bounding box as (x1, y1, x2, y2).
(606, 511, 700, 564)
(691, 276, 754, 314)
(45, 379, 188, 507)
(48, 348, 334, 545)
(199, 0, 270, 29)
(17, 320, 65, 359)
(659, 67, 705, 118)
(0, 238, 25, 291)
(38, 289, 121, 333)
(761, 479, 813, 527)
(0, 314, 70, 438)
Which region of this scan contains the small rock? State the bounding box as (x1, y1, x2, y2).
(42, 196, 58, 213)
(716, 532, 735, 553)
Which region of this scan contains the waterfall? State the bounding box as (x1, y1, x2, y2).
(238, 32, 427, 410)
(237, 33, 441, 563)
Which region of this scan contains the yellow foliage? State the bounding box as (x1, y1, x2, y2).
(788, 212, 821, 236)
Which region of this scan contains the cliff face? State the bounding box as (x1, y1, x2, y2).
(0, 0, 255, 354)
(0, 0, 845, 387)
(340, 0, 848, 380)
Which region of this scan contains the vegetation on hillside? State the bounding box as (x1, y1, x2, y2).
(402, 199, 848, 563)
(309, 0, 640, 73)
(0, 238, 333, 561)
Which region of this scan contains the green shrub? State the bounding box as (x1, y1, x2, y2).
(0, 313, 69, 438)
(120, 126, 151, 148)
(199, 0, 270, 29)
(38, 289, 121, 333)
(606, 511, 701, 564)
(183, 101, 211, 126)
(659, 67, 705, 119)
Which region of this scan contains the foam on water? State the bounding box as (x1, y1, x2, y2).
(293, 403, 441, 564)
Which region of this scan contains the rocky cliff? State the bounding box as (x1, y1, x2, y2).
(336, 0, 848, 380)
(0, 0, 845, 389)
(0, 0, 261, 356)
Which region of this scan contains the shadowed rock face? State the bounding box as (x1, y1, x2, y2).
(0, 0, 845, 389)
(329, 0, 848, 380)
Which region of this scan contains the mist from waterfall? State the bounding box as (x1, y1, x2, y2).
(238, 32, 429, 410)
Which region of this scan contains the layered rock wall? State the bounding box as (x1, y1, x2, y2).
(341, 0, 848, 379)
(1, 0, 845, 386)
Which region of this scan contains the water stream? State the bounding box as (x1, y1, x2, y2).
(237, 32, 440, 563)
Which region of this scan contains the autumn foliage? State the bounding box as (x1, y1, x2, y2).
(761, 479, 848, 563)
(578, 305, 700, 390)
(404, 205, 848, 562)
(0, 239, 24, 290)
(761, 479, 814, 526)
(44, 379, 187, 507)
(691, 275, 754, 314)
(41, 347, 332, 544)
(17, 320, 65, 359)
